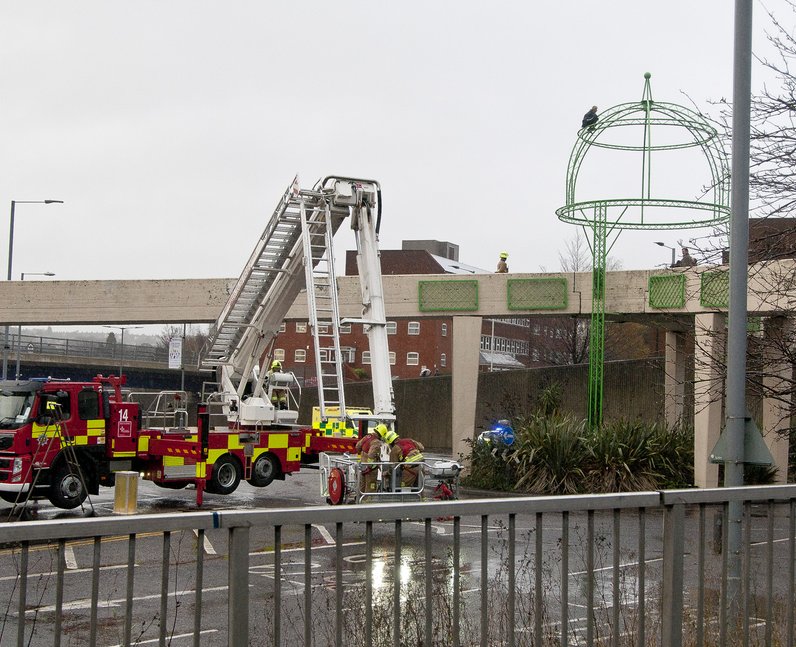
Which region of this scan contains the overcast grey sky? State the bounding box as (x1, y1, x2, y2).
(0, 1, 791, 283)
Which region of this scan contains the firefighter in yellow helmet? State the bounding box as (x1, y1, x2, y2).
(387, 433, 425, 488)
(355, 423, 385, 492)
(267, 359, 287, 409)
(496, 252, 509, 274)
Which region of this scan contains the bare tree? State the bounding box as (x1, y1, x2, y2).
(529, 234, 647, 366)
(157, 325, 209, 362)
(683, 2, 796, 454)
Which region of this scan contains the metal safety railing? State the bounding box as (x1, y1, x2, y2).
(8, 332, 200, 367)
(0, 485, 794, 647)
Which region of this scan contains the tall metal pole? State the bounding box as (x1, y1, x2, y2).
(3, 200, 63, 381)
(181, 323, 186, 392)
(120, 327, 125, 378)
(489, 319, 495, 372)
(15, 272, 55, 380)
(104, 324, 143, 379)
(2, 201, 16, 381)
(725, 0, 753, 616)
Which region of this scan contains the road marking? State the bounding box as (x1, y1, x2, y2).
(64, 544, 78, 570)
(28, 584, 229, 614)
(313, 523, 334, 544)
(407, 521, 449, 535)
(108, 630, 218, 647)
(570, 556, 663, 577)
(193, 528, 216, 555)
(249, 540, 365, 557)
(0, 531, 165, 557)
(751, 536, 793, 547)
(0, 563, 129, 583)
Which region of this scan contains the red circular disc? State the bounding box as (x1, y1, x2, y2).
(328, 467, 345, 505)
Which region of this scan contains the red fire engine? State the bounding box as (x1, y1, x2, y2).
(0, 176, 395, 509)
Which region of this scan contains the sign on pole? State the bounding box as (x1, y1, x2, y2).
(168, 338, 183, 370)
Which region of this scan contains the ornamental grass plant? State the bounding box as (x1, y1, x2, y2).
(464, 384, 694, 494)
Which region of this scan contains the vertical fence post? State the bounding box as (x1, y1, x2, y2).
(228, 526, 250, 647)
(661, 502, 685, 647)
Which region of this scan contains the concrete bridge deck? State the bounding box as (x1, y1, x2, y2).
(0, 261, 791, 325)
(0, 260, 792, 488)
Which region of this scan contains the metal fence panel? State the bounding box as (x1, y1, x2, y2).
(1, 486, 795, 646)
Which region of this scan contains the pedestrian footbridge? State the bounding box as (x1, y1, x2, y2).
(1, 260, 793, 487)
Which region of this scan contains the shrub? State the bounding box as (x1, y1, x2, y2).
(464, 415, 695, 495)
(510, 414, 589, 495)
(583, 420, 693, 492)
(461, 436, 517, 491)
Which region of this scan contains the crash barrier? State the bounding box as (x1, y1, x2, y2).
(0, 485, 795, 647)
(10, 332, 200, 366)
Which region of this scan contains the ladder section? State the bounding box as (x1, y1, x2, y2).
(7, 402, 93, 520)
(300, 201, 346, 420)
(202, 178, 305, 369)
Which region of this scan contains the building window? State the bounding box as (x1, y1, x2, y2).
(317, 323, 329, 334)
(441, 323, 447, 336)
(294, 348, 306, 362)
(408, 322, 420, 335)
(274, 348, 285, 361)
(386, 321, 397, 335)
(406, 352, 419, 365)
(279, 322, 286, 333)
(296, 322, 307, 333)
(389, 352, 396, 365)
(440, 353, 447, 367)
(362, 351, 371, 365)
(339, 322, 351, 334)
(319, 349, 329, 362)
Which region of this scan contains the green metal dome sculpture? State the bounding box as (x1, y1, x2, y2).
(556, 73, 730, 427)
(557, 72, 730, 229)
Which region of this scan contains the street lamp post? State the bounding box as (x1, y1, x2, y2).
(15, 272, 55, 380)
(103, 325, 144, 379)
(3, 200, 64, 381)
(654, 241, 676, 267)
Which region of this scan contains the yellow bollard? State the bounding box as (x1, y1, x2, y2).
(113, 471, 139, 514)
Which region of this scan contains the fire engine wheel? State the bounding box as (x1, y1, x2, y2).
(48, 463, 88, 509)
(207, 456, 242, 495)
(326, 468, 346, 505)
(248, 453, 280, 488)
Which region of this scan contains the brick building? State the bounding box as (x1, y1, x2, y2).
(271, 240, 530, 382)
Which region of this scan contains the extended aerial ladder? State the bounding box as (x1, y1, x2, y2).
(201, 175, 396, 431)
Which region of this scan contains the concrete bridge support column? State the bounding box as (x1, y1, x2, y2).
(452, 316, 482, 468)
(762, 316, 792, 484)
(664, 330, 687, 429)
(694, 313, 726, 488)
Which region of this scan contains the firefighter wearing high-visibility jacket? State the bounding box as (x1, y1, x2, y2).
(267, 360, 288, 409)
(388, 435, 424, 488)
(355, 424, 385, 492)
